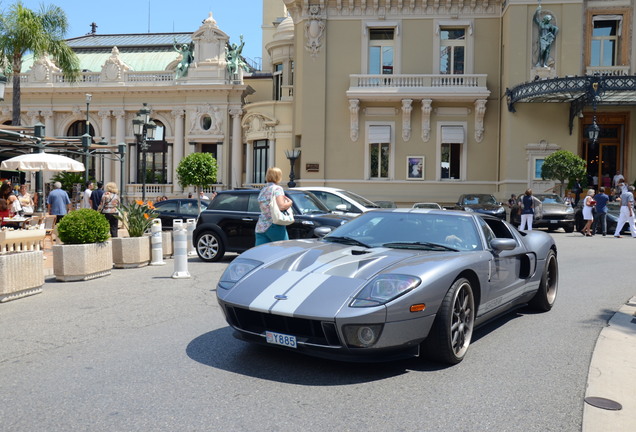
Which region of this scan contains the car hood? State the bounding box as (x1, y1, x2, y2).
(218, 240, 464, 319)
(463, 204, 501, 212)
(541, 203, 569, 214)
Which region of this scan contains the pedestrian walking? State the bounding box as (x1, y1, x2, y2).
(581, 189, 595, 236)
(47, 182, 71, 223)
(592, 187, 609, 236)
(98, 182, 121, 238)
(613, 185, 636, 238)
(518, 189, 535, 231)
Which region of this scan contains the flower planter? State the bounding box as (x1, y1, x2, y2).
(53, 241, 113, 282)
(0, 250, 44, 302)
(112, 236, 150, 269)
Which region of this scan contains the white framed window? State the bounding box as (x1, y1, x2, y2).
(433, 20, 473, 74)
(365, 123, 394, 180)
(437, 123, 467, 181)
(362, 22, 401, 74)
(591, 16, 621, 66)
(273, 63, 283, 100)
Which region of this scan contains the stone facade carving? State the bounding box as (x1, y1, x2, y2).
(474, 99, 487, 143)
(304, 5, 325, 58)
(189, 105, 224, 135)
(100, 47, 131, 82)
(349, 99, 360, 142)
(241, 112, 278, 141)
(421, 99, 432, 142)
(29, 53, 61, 82)
(401, 99, 412, 141)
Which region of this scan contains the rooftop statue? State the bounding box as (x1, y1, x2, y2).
(173, 39, 195, 79)
(534, 4, 559, 68)
(226, 35, 249, 78)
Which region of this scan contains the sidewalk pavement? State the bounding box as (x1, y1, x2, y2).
(38, 245, 636, 430)
(582, 295, 636, 431)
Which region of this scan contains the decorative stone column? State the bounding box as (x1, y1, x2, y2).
(42, 110, 54, 136)
(99, 110, 112, 182)
(349, 99, 359, 142)
(114, 110, 127, 193)
(172, 109, 185, 188)
(421, 99, 432, 142)
(401, 99, 413, 142)
(230, 108, 243, 189)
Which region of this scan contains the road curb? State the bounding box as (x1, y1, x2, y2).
(582, 296, 636, 432)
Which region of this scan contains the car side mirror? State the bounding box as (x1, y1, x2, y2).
(490, 238, 517, 252)
(314, 226, 333, 238)
(335, 204, 349, 212)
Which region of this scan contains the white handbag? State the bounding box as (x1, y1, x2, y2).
(269, 193, 294, 226)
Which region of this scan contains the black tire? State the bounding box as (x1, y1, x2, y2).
(529, 250, 558, 311)
(422, 277, 475, 364)
(563, 223, 574, 233)
(195, 231, 225, 262)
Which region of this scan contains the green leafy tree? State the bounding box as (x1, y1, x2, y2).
(0, 2, 80, 125)
(176, 152, 218, 212)
(541, 150, 587, 197)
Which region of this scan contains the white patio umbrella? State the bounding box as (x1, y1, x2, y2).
(1, 152, 85, 213)
(1, 152, 85, 172)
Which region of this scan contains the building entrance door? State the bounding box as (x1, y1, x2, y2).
(582, 113, 626, 190)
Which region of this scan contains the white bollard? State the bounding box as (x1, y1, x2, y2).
(150, 218, 165, 266)
(186, 218, 197, 256)
(172, 220, 190, 279)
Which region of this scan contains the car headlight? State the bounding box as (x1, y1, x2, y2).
(496, 207, 505, 213)
(343, 324, 384, 348)
(350, 274, 421, 307)
(218, 258, 262, 290)
(463, 207, 474, 212)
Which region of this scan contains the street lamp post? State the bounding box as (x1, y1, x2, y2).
(285, 149, 301, 188)
(33, 123, 45, 213)
(132, 103, 156, 202)
(586, 81, 601, 145)
(118, 143, 126, 201)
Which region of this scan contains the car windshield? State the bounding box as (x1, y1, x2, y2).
(287, 191, 331, 215)
(461, 194, 497, 205)
(339, 190, 380, 208)
(323, 211, 482, 251)
(535, 194, 564, 204)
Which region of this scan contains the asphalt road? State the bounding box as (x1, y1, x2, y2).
(0, 231, 633, 432)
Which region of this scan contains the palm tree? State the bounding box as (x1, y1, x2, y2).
(0, 2, 80, 125)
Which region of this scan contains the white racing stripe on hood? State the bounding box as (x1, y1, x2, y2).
(269, 273, 331, 317)
(249, 272, 305, 313)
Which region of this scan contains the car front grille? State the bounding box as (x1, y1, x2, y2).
(225, 306, 342, 346)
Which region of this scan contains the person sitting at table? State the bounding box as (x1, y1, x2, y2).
(17, 184, 35, 216)
(0, 198, 11, 224)
(0, 183, 21, 216)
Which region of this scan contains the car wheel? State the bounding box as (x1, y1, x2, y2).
(423, 277, 475, 364)
(529, 249, 558, 311)
(563, 223, 574, 233)
(195, 231, 225, 262)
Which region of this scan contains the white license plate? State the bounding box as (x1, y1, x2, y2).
(550, 220, 558, 224)
(266, 331, 297, 348)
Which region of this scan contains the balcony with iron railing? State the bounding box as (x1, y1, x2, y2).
(585, 66, 631, 76)
(347, 74, 490, 102)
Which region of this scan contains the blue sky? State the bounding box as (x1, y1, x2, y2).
(11, 0, 264, 63)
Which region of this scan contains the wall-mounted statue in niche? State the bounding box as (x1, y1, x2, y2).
(173, 39, 195, 78)
(534, 4, 559, 68)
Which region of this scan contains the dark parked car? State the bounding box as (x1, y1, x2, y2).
(193, 189, 352, 261)
(152, 198, 210, 229)
(454, 194, 506, 219)
(575, 201, 632, 235)
(510, 193, 575, 232)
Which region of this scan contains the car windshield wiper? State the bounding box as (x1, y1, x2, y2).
(324, 236, 371, 248)
(382, 241, 458, 252)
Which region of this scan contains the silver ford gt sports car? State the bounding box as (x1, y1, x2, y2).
(216, 209, 558, 364)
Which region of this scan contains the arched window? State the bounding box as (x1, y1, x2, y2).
(67, 120, 96, 178)
(137, 120, 169, 184)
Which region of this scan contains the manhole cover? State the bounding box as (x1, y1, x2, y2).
(584, 397, 623, 411)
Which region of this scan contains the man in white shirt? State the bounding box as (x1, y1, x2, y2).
(614, 186, 636, 238)
(612, 171, 625, 189)
(82, 181, 94, 209)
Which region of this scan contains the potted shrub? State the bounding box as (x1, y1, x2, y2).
(53, 208, 112, 281)
(111, 200, 157, 268)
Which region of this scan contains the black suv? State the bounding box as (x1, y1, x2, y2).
(193, 189, 352, 261)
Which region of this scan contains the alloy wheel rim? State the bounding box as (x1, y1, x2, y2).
(198, 234, 218, 259)
(451, 282, 474, 357)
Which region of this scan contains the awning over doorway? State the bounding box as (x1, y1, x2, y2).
(505, 75, 636, 134)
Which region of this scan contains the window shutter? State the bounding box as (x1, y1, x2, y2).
(368, 125, 391, 143)
(441, 126, 465, 143)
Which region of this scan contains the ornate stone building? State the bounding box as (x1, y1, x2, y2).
(2, 0, 636, 204)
